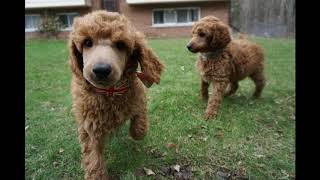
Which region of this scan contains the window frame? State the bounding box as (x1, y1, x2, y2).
(152, 7, 200, 27)
(56, 12, 79, 31)
(25, 14, 41, 32)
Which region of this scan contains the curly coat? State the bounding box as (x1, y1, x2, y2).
(69, 10, 164, 180)
(187, 16, 266, 120)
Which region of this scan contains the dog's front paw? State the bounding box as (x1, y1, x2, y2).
(130, 125, 148, 140)
(204, 111, 217, 120)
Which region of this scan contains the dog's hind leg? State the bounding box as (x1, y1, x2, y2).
(250, 71, 266, 98)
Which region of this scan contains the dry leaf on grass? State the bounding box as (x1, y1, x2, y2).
(143, 167, 155, 176)
(214, 132, 224, 139)
(201, 136, 208, 142)
(166, 143, 178, 149)
(254, 154, 265, 158)
(58, 148, 64, 154)
(172, 165, 180, 172)
(53, 161, 58, 167)
(201, 125, 207, 129)
(160, 164, 193, 179)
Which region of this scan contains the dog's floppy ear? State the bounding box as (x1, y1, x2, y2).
(68, 38, 84, 78)
(210, 22, 231, 50)
(132, 33, 164, 84)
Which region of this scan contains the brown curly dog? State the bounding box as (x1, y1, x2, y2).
(187, 16, 266, 120)
(69, 10, 164, 180)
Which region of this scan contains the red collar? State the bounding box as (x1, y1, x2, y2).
(93, 72, 154, 96)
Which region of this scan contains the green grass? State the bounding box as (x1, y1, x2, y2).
(25, 37, 295, 179)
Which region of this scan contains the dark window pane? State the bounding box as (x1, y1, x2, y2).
(103, 0, 118, 12)
(177, 9, 188, 23)
(154, 11, 164, 24)
(58, 15, 68, 28)
(190, 9, 199, 21)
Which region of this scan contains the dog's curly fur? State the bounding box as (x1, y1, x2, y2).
(187, 16, 266, 120)
(69, 10, 164, 180)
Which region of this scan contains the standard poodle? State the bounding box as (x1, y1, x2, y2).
(69, 10, 164, 179)
(186, 16, 266, 120)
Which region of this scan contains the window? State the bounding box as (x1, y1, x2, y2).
(57, 13, 79, 30)
(152, 8, 200, 27)
(103, 0, 118, 12)
(153, 11, 164, 24)
(25, 15, 41, 32)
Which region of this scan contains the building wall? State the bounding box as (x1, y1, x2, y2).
(25, 0, 230, 39)
(119, 0, 230, 37)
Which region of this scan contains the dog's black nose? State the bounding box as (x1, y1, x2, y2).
(186, 43, 192, 50)
(93, 63, 112, 79)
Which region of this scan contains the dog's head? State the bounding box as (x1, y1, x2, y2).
(186, 16, 231, 53)
(69, 10, 164, 89)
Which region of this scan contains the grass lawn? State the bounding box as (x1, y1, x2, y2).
(25, 37, 295, 179)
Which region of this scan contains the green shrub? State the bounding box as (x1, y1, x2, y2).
(38, 13, 63, 37)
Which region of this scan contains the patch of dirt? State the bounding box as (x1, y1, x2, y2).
(159, 164, 193, 180)
(209, 166, 249, 180)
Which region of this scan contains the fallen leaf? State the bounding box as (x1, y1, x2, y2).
(25, 125, 29, 131)
(188, 134, 192, 138)
(275, 100, 281, 104)
(166, 143, 178, 149)
(59, 148, 64, 154)
(172, 165, 180, 172)
(201, 136, 208, 142)
(143, 167, 155, 176)
(214, 132, 224, 139)
(255, 154, 265, 158)
(162, 164, 193, 179)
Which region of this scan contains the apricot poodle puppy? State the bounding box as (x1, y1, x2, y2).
(69, 10, 164, 179)
(187, 16, 266, 120)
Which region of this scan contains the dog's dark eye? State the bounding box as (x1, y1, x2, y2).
(199, 32, 206, 37)
(116, 41, 126, 50)
(83, 39, 93, 48)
